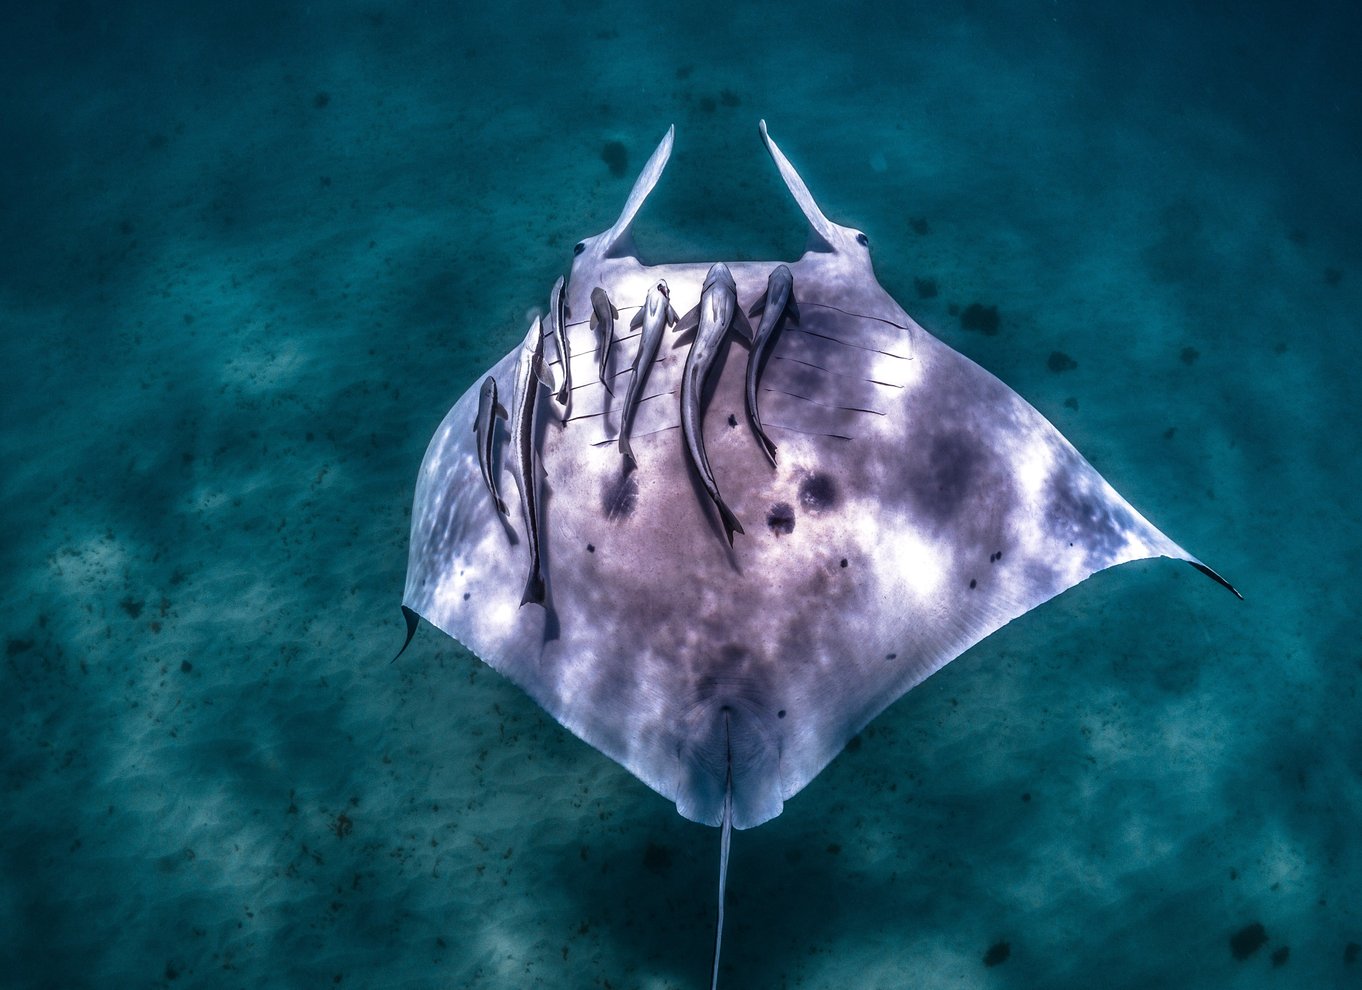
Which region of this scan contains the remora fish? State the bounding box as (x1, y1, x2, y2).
(474, 375, 509, 514)
(547, 276, 571, 406)
(511, 317, 548, 605)
(618, 280, 677, 469)
(677, 262, 751, 545)
(589, 287, 619, 395)
(744, 264, 799, 466)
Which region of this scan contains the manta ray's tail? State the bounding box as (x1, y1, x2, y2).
(710, 716, 734, 990)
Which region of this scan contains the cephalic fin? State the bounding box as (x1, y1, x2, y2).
(747, 291, 768, 319)
(759, 119, 837, 250)
(601, 125, 675, 259)
(494, 401, 508, 420)
(630, 308, 645, 330)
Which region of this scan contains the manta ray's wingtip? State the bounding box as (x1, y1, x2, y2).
(1190, 561, 1243, 600)
(390, 605, 420, 663)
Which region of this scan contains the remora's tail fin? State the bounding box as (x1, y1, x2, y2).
(709, 717, 734, 990)
(718, 497, 744, 546)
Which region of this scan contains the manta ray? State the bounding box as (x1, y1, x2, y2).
(399, 121, 1238, 988)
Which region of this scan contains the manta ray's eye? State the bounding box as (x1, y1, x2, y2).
(855, 232, 869, 247)
(573, 242, 586, 255)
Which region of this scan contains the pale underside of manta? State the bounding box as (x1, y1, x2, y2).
(401, 121, 1236, 983)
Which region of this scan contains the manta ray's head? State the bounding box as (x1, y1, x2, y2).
(572, 122, 874, 273)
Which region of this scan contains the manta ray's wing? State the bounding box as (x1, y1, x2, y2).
(402, 125, 1235, 834)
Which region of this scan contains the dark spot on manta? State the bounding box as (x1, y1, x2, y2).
(826, 843, 841, 855)
(777, 710, 786, 719)
(180, 660, 192, 673)
(1022, 792, 1031, 802)
(969, 579, 977, 589)
(642, 842, 672, 874)
(960, 302, 1000, 335)
(463, 592, 470, 601)
(798, 473, 839, 512)
(7, 638, 34, 657)
(983, 941, 1011, 967)
(846, 734, 862, 752)
(602, 473, 638, 521)
(916, 432, 984, 523)
(914, 276, 938, 298)
(313, 91, 330, 109)
(1064, 396, 1079, 410)
(1180, 345, 1200, 365)
(1345, 942, 1360, 963)
(1230, 922, 1268, 960)
(840, 558, 848, 568)
(727, 413, 737, 427)
(600, 141, 628, 178)
(586, 543, 595, 553)
(885, 653, 896, 660)
(573, 242, 585, 255)
(767, 502, 795, 536)
(120, 598, 144, 619)
(1271, 946, 1289, 967)
(1047, 350, 1077, 372)
(910, 217, 930, 235)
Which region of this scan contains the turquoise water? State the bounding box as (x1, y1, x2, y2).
(3, 2, 1358, 987)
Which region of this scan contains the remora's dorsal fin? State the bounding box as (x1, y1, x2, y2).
(759, 119, 837, 252)
(601, 125, 675, 259)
